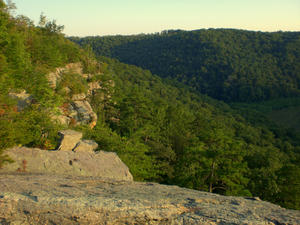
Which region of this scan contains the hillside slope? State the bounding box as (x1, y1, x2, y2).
(71, 29, 300, 102)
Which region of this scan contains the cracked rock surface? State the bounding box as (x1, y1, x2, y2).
(0, 173, 299, 225)
(2, 147, 132, 181)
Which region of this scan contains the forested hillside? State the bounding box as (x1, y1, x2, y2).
(0, 0, 299, 210)
(71, 29, 300, 102)
(87, 56, 300, 210)
(0, 0, 97, 160)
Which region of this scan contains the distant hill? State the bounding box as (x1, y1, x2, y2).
(70, 29, 300, 102)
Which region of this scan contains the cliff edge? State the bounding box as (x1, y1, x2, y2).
(0, 173, 299, 225)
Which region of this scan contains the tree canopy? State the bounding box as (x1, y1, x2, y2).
(71, 29, 300, 102)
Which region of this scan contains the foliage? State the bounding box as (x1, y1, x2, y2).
(72, 29, 300, 102)
(92, 56, 300, 209)
(0, 1, 82, 164)
(56, 72, 88, 96)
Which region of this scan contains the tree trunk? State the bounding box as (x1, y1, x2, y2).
(209, 161, 216, 193)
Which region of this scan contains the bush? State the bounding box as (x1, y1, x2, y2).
(56, 72, 88, 96)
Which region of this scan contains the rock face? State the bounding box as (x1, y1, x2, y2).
(0, 174, 299, 225)
(47, 62, 82, 89)
(58, 130, 83, 151)
(70, 101, 98, 125)
(73, 140, 98, 152)
(1, 147, 133, 181)
(57, 130, 98, 152)
(47, 63, 103, 128)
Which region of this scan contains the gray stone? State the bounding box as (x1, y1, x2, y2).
(73, 140, 98, 152)
(8, 90, 33, 111)
(1, 147, 133, 181)
(57, 130, 83, 151)
(72, 101, 97, 125)
(0, 173, 299, 225)
(46, 63, 99, 128)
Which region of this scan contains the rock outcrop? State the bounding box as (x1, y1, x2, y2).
(57, 129, 99, 152)
(73, 140, 99, 152)
(57, 129, 83, 151)
(1, 147, 132, 181)
(70, 100, 97, 126)
(47, 63, 103, 128)
(0, 173, 299, 225)
(1, 130, 131, 181)
(47, 62, 82, 89)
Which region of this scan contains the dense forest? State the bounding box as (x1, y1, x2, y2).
(0, 0, 299, 210)
(70, 29, 300, 102)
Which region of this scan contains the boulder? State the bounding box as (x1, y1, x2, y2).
(8, 90, 33, 111)
(0, 173, 299, 224)
(72, 100, 97, 125)
(57, 130, 83, 151)
(73, 140, 98, 152)
(1, 147, 133, 181)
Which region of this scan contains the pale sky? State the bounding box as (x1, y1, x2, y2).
(11, 0, 300, 37)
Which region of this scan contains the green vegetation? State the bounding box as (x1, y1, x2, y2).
(56, 72, 88, 96)
(71, 31, 300, 209)
(0, 0, 299, 211)
(71, 29, 300, 102)
(0, 0, 82, 165)
(78, 56, 300, 209)
(231, 97, 300, 131)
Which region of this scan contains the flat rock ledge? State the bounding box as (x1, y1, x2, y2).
(0, 174, 299, 225)
(2, 147, 133, 181)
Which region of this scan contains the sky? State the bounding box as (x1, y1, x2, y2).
(11, 0, 300, 37)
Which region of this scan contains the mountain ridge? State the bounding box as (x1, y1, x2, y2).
(71, 28, 300, 102)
